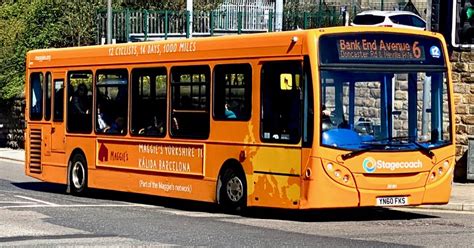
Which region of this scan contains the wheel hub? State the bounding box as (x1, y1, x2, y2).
(226, 176, 243, 202)
(72, 161, 85, 189)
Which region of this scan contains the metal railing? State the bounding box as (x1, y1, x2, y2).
(96, 8, 343, 43)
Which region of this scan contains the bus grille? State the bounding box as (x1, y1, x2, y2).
(29, 129, 42, 173)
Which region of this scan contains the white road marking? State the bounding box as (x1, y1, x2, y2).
(0, 204, 158, 209)
(14, 195, 58, 206)
(0, 201, 32, 204)
(160, 209, 232, 218)
(392, 207, 474, 215)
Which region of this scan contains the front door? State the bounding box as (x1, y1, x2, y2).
(51, 71, 66, 153)
(252, 60, 304, 208)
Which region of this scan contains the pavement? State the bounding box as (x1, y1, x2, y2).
(1, 147, 473, 212)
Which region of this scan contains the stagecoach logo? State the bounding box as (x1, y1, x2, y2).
(430, 46, 441, 59)
(362, 157, 377, 173)
(362, 157, 423, 173)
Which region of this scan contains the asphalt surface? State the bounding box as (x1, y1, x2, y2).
(0, 158, 473, 247)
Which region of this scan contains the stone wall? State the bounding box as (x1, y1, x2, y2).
(0, 98, 25, 149)
(451, 51, 474, 181)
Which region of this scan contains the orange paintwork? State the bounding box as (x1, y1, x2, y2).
(25, 27, 455, 209)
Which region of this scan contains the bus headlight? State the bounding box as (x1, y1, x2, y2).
(427, 159, 453, 185)
(342, 174, 350, 183)
(322, 160, 355, 187)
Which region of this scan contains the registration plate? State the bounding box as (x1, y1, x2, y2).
(376, 196, 408, 206)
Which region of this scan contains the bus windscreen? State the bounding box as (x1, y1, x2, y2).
(319, 33, 445, 66)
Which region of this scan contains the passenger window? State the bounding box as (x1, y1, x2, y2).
(29, 72, 43, 121)
(53, 79, 65, 122)
(213, 64, 251, 121)
(170, 65, 210, 138)
(45, 72, 52, 121)
(261, 61, 302, 144)
(95, 69, 128, 135)
(131, 67, 167, 137)
(67, 71, 93, 133)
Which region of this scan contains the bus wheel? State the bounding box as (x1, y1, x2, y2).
(69, 153, 87, 195)
(219, 167, 246, 212)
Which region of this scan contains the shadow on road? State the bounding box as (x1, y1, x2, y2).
(12, 181, 437, 222)
(12, 181, 67, 195)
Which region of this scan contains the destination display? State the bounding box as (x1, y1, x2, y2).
(319, 33, 445, 66)
(337, 39, 424, 61)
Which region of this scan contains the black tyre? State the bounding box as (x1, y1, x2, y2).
(219, 167, 247, 212)
(69, 153, 88, 195)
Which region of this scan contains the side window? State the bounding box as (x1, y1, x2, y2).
(261, 61, 302, 144)
(303, 56, 314, 148)
(53, 79, 65, 122)
(67, 71, 92, 133)
(411, 16, 425, 28)
(29, 72, 43, 121)
(394, 15, 412, 26)
(389, 15, 402, 24)
(95, 69, 128, 135)
(131, 67, 167, 137)
(213, 64, 251, 120)
(45, 72, 52, 121)
(170, 65, 210, 138)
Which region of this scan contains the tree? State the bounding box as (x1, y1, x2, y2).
(0, 0, 224, 99)
(0, 0, 106, 99)
(0, 1, 29, 99)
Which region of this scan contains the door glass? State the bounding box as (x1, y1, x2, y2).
(53, 80, 65, 122)
(261, 61, 302, 144)
(30, 72, 43, 121)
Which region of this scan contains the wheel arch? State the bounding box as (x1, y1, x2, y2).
(216, 158, 246, 205)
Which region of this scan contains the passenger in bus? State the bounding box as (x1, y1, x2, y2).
(72, 83, 90, 115)
(321, 105, 333, 131)
(225, 103, 237, 119)
(139, 116, 164, 135)
(97, 103, 110, 132)
(107, 117, 125, 134)
(69, 83, 91, 131)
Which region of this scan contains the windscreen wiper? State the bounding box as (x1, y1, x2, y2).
(341, 136, 434, 160)
(341, 147, 372, 160)
(404, 139, 434, 159)
(380, 136, 435, 159)
(341, 142, 391, 160)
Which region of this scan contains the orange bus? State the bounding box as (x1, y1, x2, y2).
(25, 27, 455, 210)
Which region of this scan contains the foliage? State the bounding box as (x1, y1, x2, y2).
(0, 0, 223, 99)
(0, 1, 28, 99)
(0, 0, 105, 99)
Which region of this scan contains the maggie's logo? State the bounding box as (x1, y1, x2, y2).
(98, 143, 109, 162)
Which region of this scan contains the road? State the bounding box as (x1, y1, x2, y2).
(1, 159, 473, 247)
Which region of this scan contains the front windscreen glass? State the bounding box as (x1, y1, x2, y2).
(320, 70, 451, 151)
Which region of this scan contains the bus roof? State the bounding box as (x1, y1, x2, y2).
(26, 29, 309, 69)
(26, 27, 445, 69)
